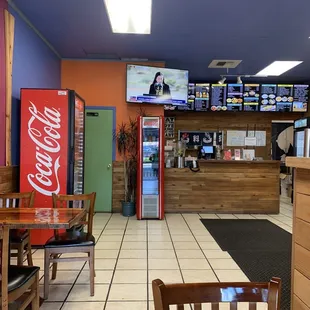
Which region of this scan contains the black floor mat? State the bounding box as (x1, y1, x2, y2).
(200, 219, 292, 251)
(200, 219, 292, 310)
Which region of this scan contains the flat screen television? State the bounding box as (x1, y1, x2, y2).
(126, 64, 189, 105)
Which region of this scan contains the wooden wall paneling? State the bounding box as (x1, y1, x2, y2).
(112, 160, 280, 213)
(294, 270, 310, 308)
(295, 243, 310, 280)
(286, 160, 310, 310)
(293, 295, 310, 310)
(4, 10, 15, 166)
(295, 193, 310, 223)
(112, 162, 124, 213)
(165, 111, 302, 159)
(0, 166, 18, 193)
(164, 161, 280, 213)
(295, 219, 310, 251)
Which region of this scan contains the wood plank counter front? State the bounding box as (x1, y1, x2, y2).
(164, 160, 280, 213)
(286, 157, 310, 310)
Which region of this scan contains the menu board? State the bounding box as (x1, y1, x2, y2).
(167, 83, 308, 113)
(260, 84, 277, 111)
(177, 83, 195, 111)
(195, 83, 210, 111)
(226, 84, 243, 111)
(243, 84, 260, 111)
(210, 84, 227, 111)
(293, 85, 309, 112)
(276, 84, 293, 112)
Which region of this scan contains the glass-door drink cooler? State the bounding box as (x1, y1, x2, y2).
(136, 116, 164, 219)
(294, 117, 310, 157)
(20, 89, 85, 245)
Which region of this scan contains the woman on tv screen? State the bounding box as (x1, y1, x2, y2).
(149, 72, 171, 96)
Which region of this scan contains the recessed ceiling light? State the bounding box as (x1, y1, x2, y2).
(104, 0, 152, 34)
(256, 61, 303, 76)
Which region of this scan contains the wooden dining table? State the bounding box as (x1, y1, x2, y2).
(0, 207, 86, 229)
(0, 207, 86, 310)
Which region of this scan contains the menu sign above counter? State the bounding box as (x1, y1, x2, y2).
(210, 84, 227, 111)
(195, 83, 210, 111)
(260, 84, 277, 112)
(177, 83, 195, 111)
(165, 83, 308, 113)
(226, 84, 243, 111)
(276, 84, 293, 112)
(243, 84, 260, 111)
(293, 85, 309, 112)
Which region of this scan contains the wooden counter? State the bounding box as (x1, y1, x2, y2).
(286, 157, 310, 310)
(164, 160, 280, 213)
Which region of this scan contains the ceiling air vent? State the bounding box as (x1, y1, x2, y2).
(208, 60, 242, 69)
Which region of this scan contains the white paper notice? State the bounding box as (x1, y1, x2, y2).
(226, 131, 247, 146)
(248, 131, 266, 146)
(244, 137, 257, 146)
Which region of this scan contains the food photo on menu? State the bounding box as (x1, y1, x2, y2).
(210, 84, 227, 111)
(226, 84, 243, 111)
(293, 84, 309, 112)
(276, 84, 294, 112)
(126, 64, 189, 105)
(260, 84, 277, 111)
(243, 84, 260, 111)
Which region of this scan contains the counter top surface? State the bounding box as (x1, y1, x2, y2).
(197, 160, 279, 164)
(286, 157, 310, 169)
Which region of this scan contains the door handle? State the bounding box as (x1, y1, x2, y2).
(107, 164, 112, 169)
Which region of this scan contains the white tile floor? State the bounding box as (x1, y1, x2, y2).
(35, 196, 292, 310)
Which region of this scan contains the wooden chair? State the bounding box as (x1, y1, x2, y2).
(0, 225, 40, 310)
(44, 192, 96, 300)
(0, 191, 35, 266)
(152, 278, 281, 310)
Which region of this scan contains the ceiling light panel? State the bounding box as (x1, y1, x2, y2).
(256, 61, 303, 76)
(104, 0, 152, 34)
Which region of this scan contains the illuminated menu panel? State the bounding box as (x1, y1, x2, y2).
(293, 85, 309, 112)
(211, 84, 227, 111)
(276, 84, 293, 112)
(243, 84, 260, 111)
(226, 84, 243, 111)
(260, 84, 277, 112)
(178, 83, 195, 111)
(195, 83, 210, 111)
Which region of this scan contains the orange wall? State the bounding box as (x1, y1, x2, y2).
(61, 60, 165, 160)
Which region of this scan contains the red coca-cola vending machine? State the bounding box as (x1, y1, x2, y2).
(20, 89, 85, 245)
(136, 116, 165, 220)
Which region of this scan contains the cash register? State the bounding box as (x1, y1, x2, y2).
(198, 145, 215, 160)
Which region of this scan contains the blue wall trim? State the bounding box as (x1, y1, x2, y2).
(9, 4, 61, 165)
(86, 106, 116, 161)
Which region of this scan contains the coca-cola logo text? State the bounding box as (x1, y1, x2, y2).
(27, 101, 61, 196)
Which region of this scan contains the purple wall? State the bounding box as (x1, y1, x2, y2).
(9, 5, 61, 165)
(0, 0, 8, 166)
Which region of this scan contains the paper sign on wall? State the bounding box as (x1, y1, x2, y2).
(248, 131, 266, 146)
(244, 137, 257, 146)
(226, 131, 247, 146)
(227, 130, 266, 146)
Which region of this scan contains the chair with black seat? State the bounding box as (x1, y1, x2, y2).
(44, 192, 96, 300)
(0, 225, 40, 310)
(0, 191, 35, 266)
(152, 278, 281, 310)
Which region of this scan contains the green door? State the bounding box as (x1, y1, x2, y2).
(84, 109, 113, 212)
